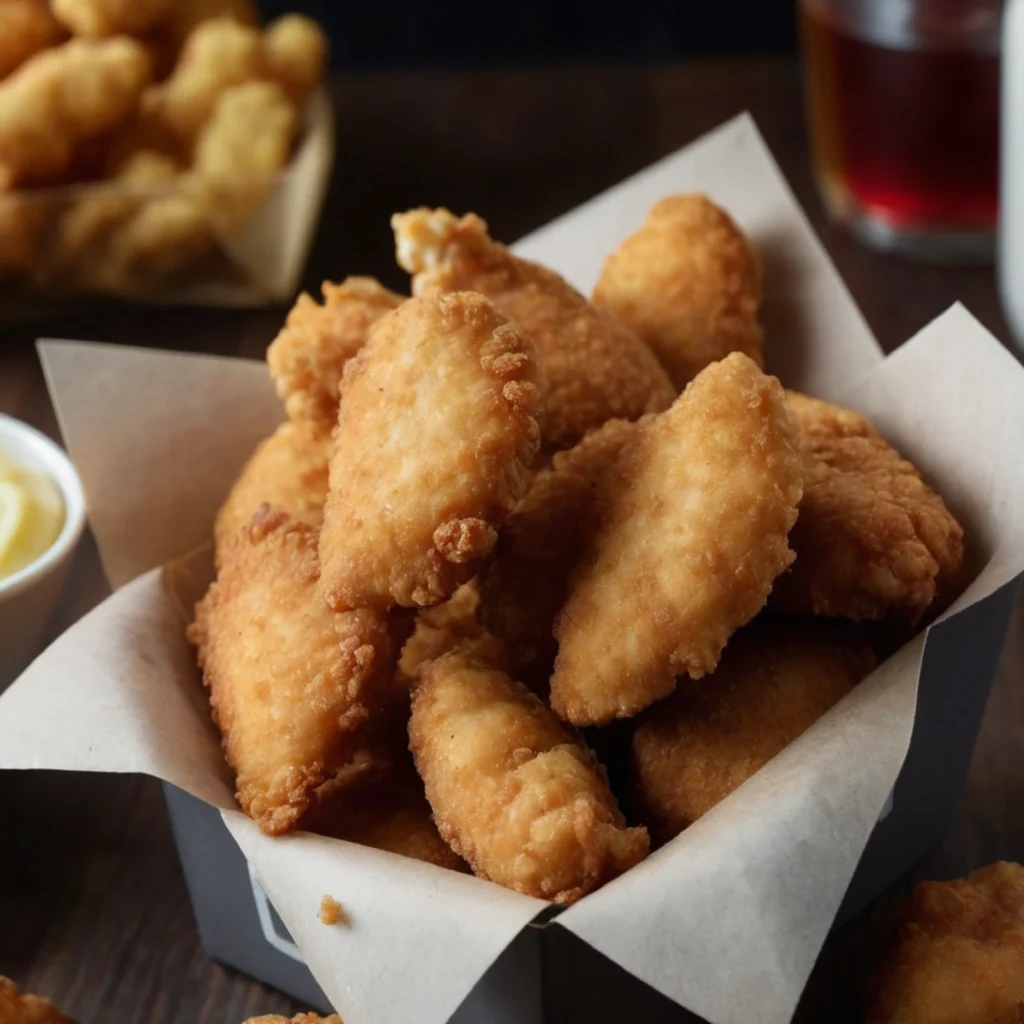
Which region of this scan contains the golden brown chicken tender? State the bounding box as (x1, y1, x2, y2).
(214, 420, 332, 562)
(866, 862, 1024, 1024)
(771, 412, 965, 624)
(0, 37, 151, 188)
(0, 977, 76, 1024)
(188, 507, 404, 835)
(593, 194, 764, 390)
(410, 645, 649, 904)
(267, 278, 404, 428)
(0, 1, 64, 80)
(550, 353, 803, 727)
(319, 292, 544, 612)
(264, 13, 328, 103)
(51, 0, 171, 37)
(392, 207, 675, 451)
(632, 617, 875, 844)
(305, 758, 467, 872)
(480, 418, 638, 692)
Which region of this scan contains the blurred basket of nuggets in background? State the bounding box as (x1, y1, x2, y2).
(0, 0, 334, 309)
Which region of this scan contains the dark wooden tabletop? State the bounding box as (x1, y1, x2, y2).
(1, 58, 1020, 1024)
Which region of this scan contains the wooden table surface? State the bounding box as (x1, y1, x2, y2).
(1, 58, 1020, 1024)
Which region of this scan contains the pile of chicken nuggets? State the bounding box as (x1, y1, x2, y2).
(0, 0, 327, 297)
(188, 194, 966, 907)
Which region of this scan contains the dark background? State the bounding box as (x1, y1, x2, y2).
(258, 1, 799, 68)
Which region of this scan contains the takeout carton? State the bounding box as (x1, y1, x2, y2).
(2, 114, 1023, 1024)
(0, 91, 334, 312)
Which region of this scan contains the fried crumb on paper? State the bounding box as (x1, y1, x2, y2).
(319, 894, 346, 926)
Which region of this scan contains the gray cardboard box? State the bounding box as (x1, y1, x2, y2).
(162, 576, 1020, 1021)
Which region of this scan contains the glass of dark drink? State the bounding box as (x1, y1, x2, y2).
(800, 0, 1003, 262)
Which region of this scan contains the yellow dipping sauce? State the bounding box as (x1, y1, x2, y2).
(0, 448, 65, 580)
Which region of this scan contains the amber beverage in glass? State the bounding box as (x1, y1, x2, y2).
(800, 0, 1002, 261)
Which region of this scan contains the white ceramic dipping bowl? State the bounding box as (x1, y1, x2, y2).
(0, 413, 86, 689)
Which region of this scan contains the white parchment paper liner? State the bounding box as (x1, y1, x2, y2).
(2, 115, 1023, 1024)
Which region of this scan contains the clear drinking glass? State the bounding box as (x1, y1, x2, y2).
(799, 0, 1003, 262)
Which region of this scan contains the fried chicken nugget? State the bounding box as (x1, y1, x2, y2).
(867, 862, 1024, 1024)
(593, 194, 764, 390)
(188, 508, 405, 835)
(149, 17, 267, 145)
(632, 617, 875, 844)
(550, 352, 804, 727)
(51, 148, 181, 285)
(392, 207, 675, 451)
(264, 14, 328, 104)
(319, 292, 544, 611)
(192, 79, 298, 232)
(0, 977, 76, 1024)
(480, 418, 638, 692)
(410, 645, 649, 904)
(267, 278, 405, 429)
(0, 37, 151, 188)
(51, 0, 171, 38)
(305, 757, 467, 872)
(772, 397, 965, 623)
(214, 420, 332, 562)
(0, 1, 64, 80)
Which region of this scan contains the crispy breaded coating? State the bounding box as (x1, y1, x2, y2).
(0, 1, 64, 80)
(51, 0, 171, 37)
(187, 508, 403, 835)
(480, 418, 638, 692)
(267, 278, 404, 428)
(392, 207, 675, 451)
(593, 194, 764, 390)
(214, 420, 332, 563)
(0, 37, 151, 188)
(550, 353, 803, 727)
(771, 421, 965, 624)
(150, 17, 267, 145)
(306, 758, 467, 872)
(632, 617, 875, 844)
(395, 580, 506, 688)
(410, 646, 649, 904)
(0, 977, 76, 1024)
(786, 390, 878, 441)
(319, 292, 544, 611)
(867, 862, 1024, 1024)
(264, 13, 328, 103)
